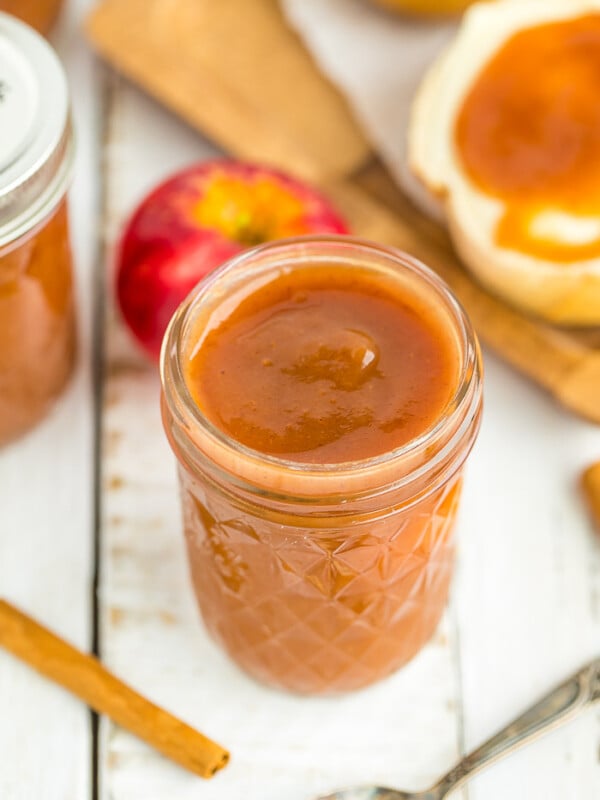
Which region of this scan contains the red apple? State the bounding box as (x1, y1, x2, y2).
(117, 159, 349, 358)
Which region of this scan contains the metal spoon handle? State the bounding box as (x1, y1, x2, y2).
(433, 659, 600, 799)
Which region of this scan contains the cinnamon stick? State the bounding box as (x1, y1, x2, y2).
(0, 599, 229, 779)
(582, 462, 600, 534)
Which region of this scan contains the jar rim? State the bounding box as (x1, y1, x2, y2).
(0, 13, 73, 247)
(161, 235, 482, 499)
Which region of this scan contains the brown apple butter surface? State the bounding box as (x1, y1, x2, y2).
(185, 263, 459, 463)
(455, 14, 600, 262)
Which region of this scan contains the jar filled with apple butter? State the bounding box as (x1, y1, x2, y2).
(0, 13, 76, 446)
(161, 237, 482, 694)
(0, 0, 64, 34)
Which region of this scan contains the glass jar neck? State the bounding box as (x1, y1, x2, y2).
(161, 236, 483, 510)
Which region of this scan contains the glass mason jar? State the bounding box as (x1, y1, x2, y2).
(0, 13, 76, 445)
(161, 237, 483, 695)
(0, 0, 64, 34)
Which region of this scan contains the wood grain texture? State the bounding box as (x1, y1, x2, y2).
(85, 0, 371, 182)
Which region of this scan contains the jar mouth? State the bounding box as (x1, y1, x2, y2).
(161, 235, 482, 499)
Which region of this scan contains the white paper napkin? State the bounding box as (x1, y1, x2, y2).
(281, 0, 458, 205)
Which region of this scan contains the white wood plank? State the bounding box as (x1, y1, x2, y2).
(457, 353, 600, 799)
(98, 82, 465, 800)
(0, 1, 101, 798)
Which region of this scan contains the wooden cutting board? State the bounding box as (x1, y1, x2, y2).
(86, 0, 600, 423)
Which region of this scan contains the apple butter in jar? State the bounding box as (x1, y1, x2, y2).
(0, 13, 76, 445)
(161, 237, 482, 694)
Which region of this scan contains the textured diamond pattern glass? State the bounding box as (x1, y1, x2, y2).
(161, 237, 482, 695)
(180, 467, 463, 694)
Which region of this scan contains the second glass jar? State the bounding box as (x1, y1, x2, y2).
(0, 13, 76, 446)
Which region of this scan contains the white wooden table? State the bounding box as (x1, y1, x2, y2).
(1, 1, 599, 798)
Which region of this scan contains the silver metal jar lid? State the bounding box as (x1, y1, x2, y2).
(0, 12, 74, 248)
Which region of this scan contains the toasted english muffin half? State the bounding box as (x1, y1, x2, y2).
(408, 0, 600, 325)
